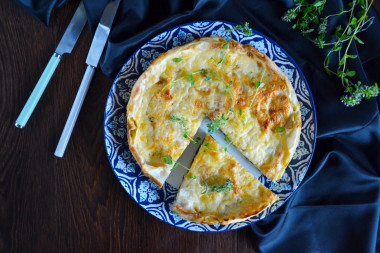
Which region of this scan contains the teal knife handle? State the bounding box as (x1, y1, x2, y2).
(54, 65, 96, 158)
(15, 53, 61, 128)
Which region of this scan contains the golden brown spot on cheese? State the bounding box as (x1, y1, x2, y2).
(160, 89, 173, 101)
(210, 42, 222, 49)
(268, 94, 290, 132)
(236, 93, 247, 108)
(194, 99, 203, 109)
(231, 40, 242, 50)
(195, 88, 211, 97)
(155, 78, 168, 86)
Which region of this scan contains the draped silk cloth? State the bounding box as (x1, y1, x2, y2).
(13, 0, 380, 251)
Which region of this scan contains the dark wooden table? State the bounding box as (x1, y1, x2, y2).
(1, 1, 379, 252)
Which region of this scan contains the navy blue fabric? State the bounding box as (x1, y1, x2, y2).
(13, 0, 380, 251)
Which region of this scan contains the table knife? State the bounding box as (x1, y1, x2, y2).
(166, 117, 279, 191)
(15, 1, 87, 128)
(54, 0, 120, 158)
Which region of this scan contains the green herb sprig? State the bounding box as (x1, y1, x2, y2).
(225, 22, 253, 36)
(202, 179, 234, 194)
(282, 0, 379, 106)
(163, 69, 207, 89)
(239, 108, 246, 126)
(161, 155, 191, 172)
(161, 155, 173, 165)
(207, 113, 229, 134)
(170, 115, 201, 144)
(222, 135, 232, 152)
(256, 68, 266, 88)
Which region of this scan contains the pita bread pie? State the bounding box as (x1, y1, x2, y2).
(127, 36, 301, 188)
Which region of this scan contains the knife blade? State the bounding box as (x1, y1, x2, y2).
(15, 1, 87, 128)
(54, 0, 120, 158)
(165, 117, 283, 192)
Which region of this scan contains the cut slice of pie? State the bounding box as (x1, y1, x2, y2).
(172, 135, 279, 225)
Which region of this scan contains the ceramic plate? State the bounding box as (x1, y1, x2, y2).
(104, 21, 316, 232)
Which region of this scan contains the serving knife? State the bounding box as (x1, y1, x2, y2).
(166, 117, 267, 189)
(54, 0, 120, 158)
(15, 1, 87, 128)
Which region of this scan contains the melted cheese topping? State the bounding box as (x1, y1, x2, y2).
(127, 37, 301, 187)
(172, 136, 278, 224)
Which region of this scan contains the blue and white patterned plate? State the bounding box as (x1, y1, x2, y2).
(104, 21, 316, 232)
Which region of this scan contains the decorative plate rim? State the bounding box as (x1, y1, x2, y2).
(103, 20, 317, 232)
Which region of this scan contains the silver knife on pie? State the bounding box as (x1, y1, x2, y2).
(166, 117, 267, 189)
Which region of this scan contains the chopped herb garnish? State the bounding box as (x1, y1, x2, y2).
(276, 127, 285, 133)
(239, 108, 246, 125)
(256, 81, 265, 88)
(163, 69, 207, 90)
(173, 57, 182, 62)
(223, 81, 233, 95)
(188, 73, 195, 86)
(169, 115, 183, 122)
(217, 51, 226, 64)
(207, 113, 229, 134)
(222, 135, 232, 152)
(161, 155, 173, 165)
(187, 174, 197, 180)
(222, 42, 230, 49)
(171, 163, 180, 171)
(169, 115, 200, 144)
(256, 68, 266, 88)
(161, 156, 191, 174)
(202, 179, 234, 194)
(170, 162, 191, 172)
(222, 80, 235, 111)
(203, 142, 210, 152)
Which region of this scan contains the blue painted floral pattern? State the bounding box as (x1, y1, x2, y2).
(300, 101, 310, 121)
(194, 21, 210, 27)
(275, 45, 287, 57)
(293, 141, 309, 160)
(211, 26, 232, 40)
(280, 65, 295, 83)
(250, 40, 268, 54)
(173, 30, 195, 47)
(124, 79, 136, 89)
(169, 210, 182, 223)
(138, 180, 160, 203)
(108, 114, 127, 138)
